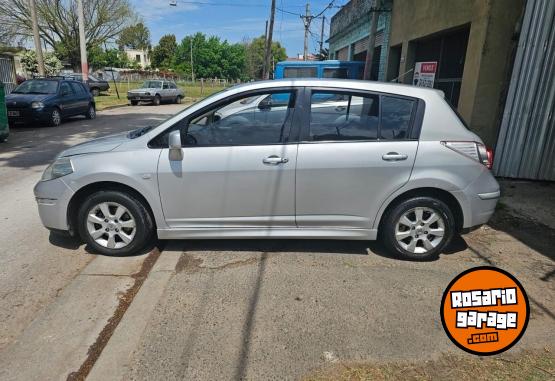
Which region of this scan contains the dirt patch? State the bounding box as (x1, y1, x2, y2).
(175, 253, 259, 273)
(66, 248, 162, 381)
(303, 348, 554, 381)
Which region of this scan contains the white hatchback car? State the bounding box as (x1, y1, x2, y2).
(35, 79, 499, 260)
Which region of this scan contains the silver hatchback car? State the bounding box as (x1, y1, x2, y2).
(34, 79, 499, 260)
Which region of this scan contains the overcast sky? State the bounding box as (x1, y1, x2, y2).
(131, 0, 342, 57)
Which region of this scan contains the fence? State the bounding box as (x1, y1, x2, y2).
(0, 55, 17, 94)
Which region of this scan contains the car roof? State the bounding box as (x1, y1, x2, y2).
(221, 79, 444, 101)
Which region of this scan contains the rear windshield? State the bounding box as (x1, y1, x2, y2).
(12, 80, 58, 94)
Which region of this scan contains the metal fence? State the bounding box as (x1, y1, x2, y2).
(494, 0, 555, 180)
(0, 55, 17, 94)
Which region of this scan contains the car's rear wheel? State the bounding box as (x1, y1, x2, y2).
(77, 190, 154, 256)
(91, 88, 100, 97)
(175, 95, 182, 104)
(381, 197, 455, 261)
(49, 108, 62, 127)
(85, 104, 96, 119)
(130, 100, 139, 106)
(153, 95, 161, 106)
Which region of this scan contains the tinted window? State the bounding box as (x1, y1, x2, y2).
(60, 82, 73, 95)
(323, 68, 348, 79)
(169, 82, 177, 89)
(309, 91, 379, 141)
(380, 96, 415, 139)
(283, 67, 317, 78)
(69, 82, 85, 94)
(163, 83, 169, 89)
(160, 91, 295, 147)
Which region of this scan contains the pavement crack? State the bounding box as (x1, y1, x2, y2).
(66, 247, 162, 381)
(175, 253, 260, 273)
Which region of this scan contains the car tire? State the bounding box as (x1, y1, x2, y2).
(153, 95, 161, 106)
(381, 197, 455, 261)
(91, 88, 100, 97)
(175, 95, 182, 104)
(130, 100, 139, 106)
(49, 108, 62, 127)
(85, 104, 96, 119)
(77, 190, 154, 256)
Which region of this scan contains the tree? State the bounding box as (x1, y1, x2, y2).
(151, 34, 177, 69)
(88, 47, 135, 69)
(21, 50, 62, 75)
(0, 0, 136, 70)
(117, 22, 151, 51)
(244, 36, 286, 79)
(174, 33, 246, 80)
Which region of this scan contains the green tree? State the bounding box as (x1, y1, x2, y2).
(20, 50, 62, 75)
(244, 36, 286, 79)
(151, 34, 177, 69)
(0, 0, 135, 70)
(117, 22, 151, 51)
(174, 33, 246, 80)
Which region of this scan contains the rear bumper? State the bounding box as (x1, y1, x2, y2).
(452, 170, 500, 229)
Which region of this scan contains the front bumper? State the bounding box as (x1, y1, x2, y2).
(127, 94, 154, 102)
(8, 107, 53, 126)
(34, 177, 75, 232)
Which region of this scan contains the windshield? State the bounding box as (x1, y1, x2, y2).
(128, 126, 153, 139)
(141, 81, 162, 89)
(12, 80, 58, 94)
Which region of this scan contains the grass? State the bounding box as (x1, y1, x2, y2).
(303, 348, 555, 381)
(94, 81, 228, 111)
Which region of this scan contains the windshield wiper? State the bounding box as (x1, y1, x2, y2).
(128, 126, 153, 139)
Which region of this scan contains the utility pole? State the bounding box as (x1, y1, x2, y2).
(263, 0, 276, 80)
(29, 0, 45, 76)
(190, 39, 195, 83)
(302, 2, 311, 61)
(363, 0, 380, 80)
(262, 19, 268, 79)
(319, 16, 325, 56)
(76, 0, 88, 80)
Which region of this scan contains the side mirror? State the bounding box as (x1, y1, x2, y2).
(258, 99, 271, 111)
(168, 130, 183, 161)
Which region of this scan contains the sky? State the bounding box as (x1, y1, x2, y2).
(130, 0, 343, 57)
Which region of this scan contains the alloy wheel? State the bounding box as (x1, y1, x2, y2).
(52, 110, 61, 126)
(86, 202, 136, 249)
(395, 207, 445, 254)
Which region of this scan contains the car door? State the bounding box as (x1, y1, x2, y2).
(69, 82, 89, 113)
(58, 81, 79, 116)
(155, 89, 299, 230)
(161, 82, 171, 100)
(295, 89, 420, 230)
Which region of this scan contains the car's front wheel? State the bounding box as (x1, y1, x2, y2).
(77, 190, 154, 256)
(381, 197, 455, 261)
(152, 95, 161, 106)
(49, 108, 62, 127)
(130, 100, 139, 106)
(175, 95, 182, 104)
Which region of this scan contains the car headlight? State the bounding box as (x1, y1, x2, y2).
(41, 157, 74, 181)
(31, 101, 45, 109)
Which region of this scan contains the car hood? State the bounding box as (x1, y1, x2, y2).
(57, 132, 130, 158)
(6, 93, 52, 107)
(128, 87, 160, 93)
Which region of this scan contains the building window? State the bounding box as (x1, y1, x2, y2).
(135, 54, 141, 62)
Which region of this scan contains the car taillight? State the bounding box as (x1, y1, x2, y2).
(442, 141, 493, 169)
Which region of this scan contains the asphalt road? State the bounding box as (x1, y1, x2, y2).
(0, 103, 184, 350)
(0, 104, 553, 380)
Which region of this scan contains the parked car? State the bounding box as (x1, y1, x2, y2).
(7, 78, 95, 127)
(34, 79, 499, 260)
(67, 74, 110, 96)
(127, 80, 183, 106)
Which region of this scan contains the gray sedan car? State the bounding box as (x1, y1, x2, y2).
(34, 79, 499, 260)
(127, 80, 183, 106)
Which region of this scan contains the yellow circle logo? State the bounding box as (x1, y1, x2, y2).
(441, 267, 529, 355)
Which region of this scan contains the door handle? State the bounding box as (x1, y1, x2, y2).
(263, 155, 289, 165)
(382, 152, 408, 161)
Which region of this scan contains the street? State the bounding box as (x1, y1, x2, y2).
(0, 105, 554, 380)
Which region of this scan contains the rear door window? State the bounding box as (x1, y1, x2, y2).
(380, 96, 415, 140)
(323, 68, 349, 78)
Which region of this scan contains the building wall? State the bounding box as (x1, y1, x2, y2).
(328, 0, 392, 80)
(388, 0, 524, 146)
(124, 49, 150, 69)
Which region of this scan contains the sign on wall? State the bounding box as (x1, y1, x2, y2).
(413, 61, 437, 88)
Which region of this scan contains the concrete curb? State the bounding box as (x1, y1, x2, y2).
(87, 250, 182, 381)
